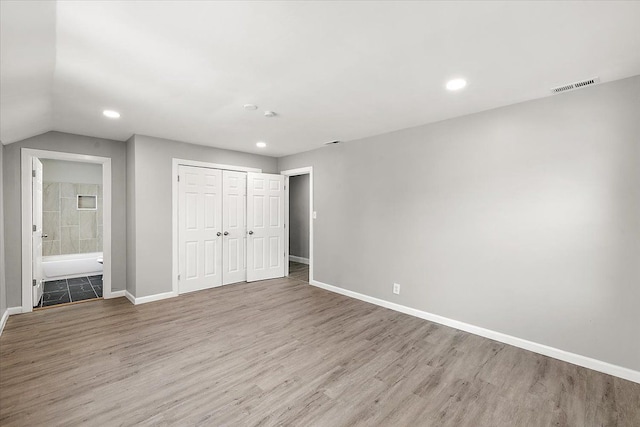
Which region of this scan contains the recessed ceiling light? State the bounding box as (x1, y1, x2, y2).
(243, 104, 258, 110)
(264, 111, 276, 118)
(103, 110, 120, 118)
(446, 78, 467, 91)
(256, 141, 267, 148)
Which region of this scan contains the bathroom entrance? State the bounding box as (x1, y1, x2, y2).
(32, 158, 104, 308)
(21, 149, 114, 312)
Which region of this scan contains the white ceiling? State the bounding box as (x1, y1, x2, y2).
(1, 1, 639, 156)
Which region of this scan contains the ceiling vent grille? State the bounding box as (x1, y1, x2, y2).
(551, 77, 600, 94)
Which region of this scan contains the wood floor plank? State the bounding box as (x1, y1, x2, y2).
(1, 277, 638, 426)
(288, 261, 309, 282)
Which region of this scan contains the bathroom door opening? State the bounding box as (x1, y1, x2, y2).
(21, 149, 114, 313)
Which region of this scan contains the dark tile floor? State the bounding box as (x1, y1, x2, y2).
(37, 275, 103, 308)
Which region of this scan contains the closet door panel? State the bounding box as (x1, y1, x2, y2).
(247, 173, 285, 282)
(222, 170, 247, 285)
(178, 166, 223, 293)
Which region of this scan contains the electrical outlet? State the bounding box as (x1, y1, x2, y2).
(312, 211, 317, 219)
(393, 283, 400, 295)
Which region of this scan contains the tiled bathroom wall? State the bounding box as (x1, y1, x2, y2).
(42, 182, 103, 256)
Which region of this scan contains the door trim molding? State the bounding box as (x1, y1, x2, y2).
(0, 308, 10, 336)
(280, 167, 314, 283)
(171, 158, 262, 296)
(21, 148, 114, 312)
(309, 278, 640, 384)
(172, 159, 262, 173)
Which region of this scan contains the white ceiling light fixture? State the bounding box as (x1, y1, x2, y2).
(446, 78, 467, 91)
(102, 110, 120, 119)
(264, 111, 276, 117)
(243, 104, 258, 110)
(256, 141, 267, 148)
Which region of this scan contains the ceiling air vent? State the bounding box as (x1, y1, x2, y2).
(551, 77, 600, 94)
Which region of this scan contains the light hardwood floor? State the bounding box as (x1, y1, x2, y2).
(1, 277, 638, 426)
(288, 260, 309, 282)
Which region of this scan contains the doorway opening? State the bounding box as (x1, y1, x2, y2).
(282, 167, 313, 284)
(36, 159, 104, 308)
(21, 149, 113, 313)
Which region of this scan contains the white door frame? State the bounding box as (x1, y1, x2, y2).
(281, 167, 314, 282)
(172, 158, 261, 295)
(21, 148, 114, 313)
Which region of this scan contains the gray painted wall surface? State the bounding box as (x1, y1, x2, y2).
(278, 76, 640, 371)
(128, 135, 278, 298)
(289, 174, 310, 259)
(42, 159, 102, 184)
(0, 144, 6, 315)
(2, 131, 127, 306)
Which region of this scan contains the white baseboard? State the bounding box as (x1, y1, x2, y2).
(105, 290, 125, 299)
(0, 307, 24, 336)
(289, 255, 309, 265)
(125, 291, 136, 305)
(7, 307, 23, 315)
(125, 290, 178, 305)
(0, 310, 9, 336)
(309, 279, 640, 384)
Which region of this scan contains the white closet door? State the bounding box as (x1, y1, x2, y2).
(222, 170, 247, 285)
(178, 165, 223, 293)
(246, 173, 285, 282)
(32, 157, 44, 307)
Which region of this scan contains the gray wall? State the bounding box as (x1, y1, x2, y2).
(0, 144, 6, 315)
(277, 75, 640, 372)
(2, 131, 127, 306)
(42, 159, 102, 184)
(289, 174, 310, 259)
(128, 135, 278, 298)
